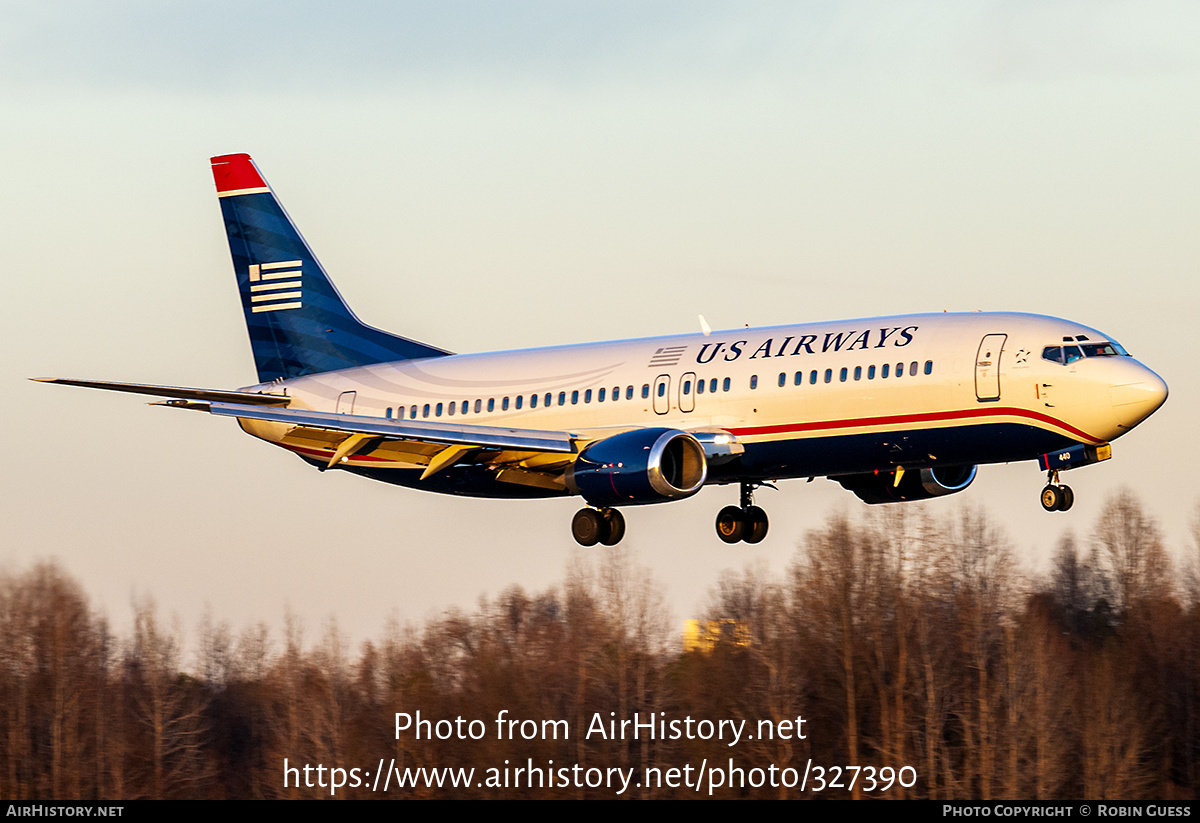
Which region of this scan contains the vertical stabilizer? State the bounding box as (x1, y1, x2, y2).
(211, 153, 449, 383)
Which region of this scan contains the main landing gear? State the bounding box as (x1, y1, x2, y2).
(1040, 469, 1074, 512)
(572, 507, 626, 546)
(715, 482, 770, 544)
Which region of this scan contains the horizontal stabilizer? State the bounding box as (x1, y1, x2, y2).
(32, 378, 291, 406)
(206, 403, 578, 453)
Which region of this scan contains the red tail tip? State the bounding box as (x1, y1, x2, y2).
(211, 153, 266, 193)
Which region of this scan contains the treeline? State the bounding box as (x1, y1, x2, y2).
(2, 493, 1198, 799)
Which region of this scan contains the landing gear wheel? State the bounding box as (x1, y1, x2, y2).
(743, 506, 769, 544)
(716, 506, 745, 544)
(572, 508, 604, 546)
(1040, 485, 1061, 512)
(600, 509, 626, 545)
(1057, 485, 1074, 512)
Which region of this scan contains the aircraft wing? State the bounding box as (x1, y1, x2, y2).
(35, 377, 580, 485)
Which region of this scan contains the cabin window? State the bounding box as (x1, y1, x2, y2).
(385, 407, 393, 418)
(502, 397, 509, 411)
(447, 402, 455, 416)
(910, 361, 918, 376)
(924, 360, 933, 375)
(515, 396, 523, 410)
(530, 394, 538, 408)
(795, 371, 803, 386)
(435, 403, 443, 417)
(487, 398, 495, 412)
(696, 380, 705, 395)
(881, 364, 890, 378)
(474, 399, 482, 413)
(896, 362, 904, 377)
(824, 369, 832, 383)
(710, 378, 718, 393)
(868, 366, 876, 380)
(809, 370, 818, 385)
(598, 388, 606, 402)
(839, 367, 847, 382)
(572, 390, 579, 404)
(778, 372, 786, 388)
(411, 405, 418, 418)
(642, 384, 650, 399)
(422, 404, 430, 418)
(854, 366, 862, 381)
(584, 389, 592, 403)
(723, 377, 731, 392)
(750, 375, 758, 390)
(545, 393, 552, 407)
(683, 380, 691, 395)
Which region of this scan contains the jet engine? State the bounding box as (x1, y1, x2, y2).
(566, 428, 707, 507)
(835, 464, 977, 504)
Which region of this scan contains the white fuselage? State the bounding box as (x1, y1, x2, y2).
(236, 311, 1166, 489)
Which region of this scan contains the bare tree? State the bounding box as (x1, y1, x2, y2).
(1091, 490, 1172, 614)
(126, 598, 212, 798)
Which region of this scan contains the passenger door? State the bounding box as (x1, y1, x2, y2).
(975, 335, 1006, 402)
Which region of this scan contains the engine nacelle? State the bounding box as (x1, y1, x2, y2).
(566, 428, 707, 507)
(835, 464, 977, 505)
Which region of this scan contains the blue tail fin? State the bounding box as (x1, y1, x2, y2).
(211, 154, 449, 383)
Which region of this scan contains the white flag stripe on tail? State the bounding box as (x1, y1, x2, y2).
(251, 292, 302, 303)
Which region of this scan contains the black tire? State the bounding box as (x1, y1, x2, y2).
(716, 506, 745, 544)
(743, 506, 769, 544)
(1040, 485, 1061, 512)
(600, 509, 626, 545)
(1057, 485, 1074, 512)
(572, 509, 603, 546)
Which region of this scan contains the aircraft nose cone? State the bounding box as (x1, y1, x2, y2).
(1109, 362, 1168, 429)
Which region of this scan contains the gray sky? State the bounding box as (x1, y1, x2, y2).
(4, 1, 1198, 650)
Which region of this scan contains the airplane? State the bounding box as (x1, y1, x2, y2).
(38, 153, 1169, 547)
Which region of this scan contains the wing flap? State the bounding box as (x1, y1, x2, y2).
(206, 402, 577, 453)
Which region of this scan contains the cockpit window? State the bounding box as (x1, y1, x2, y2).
(1081, 342, 1127, 357)
(1044, 340, 1129, 364)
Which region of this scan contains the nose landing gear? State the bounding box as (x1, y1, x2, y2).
(572, 507, 626, 546)
(715, 482, 771, 544)
(1040, 470, 1074, 512)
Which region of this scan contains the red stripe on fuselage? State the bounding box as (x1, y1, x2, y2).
(728, 406, 1101, 444)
